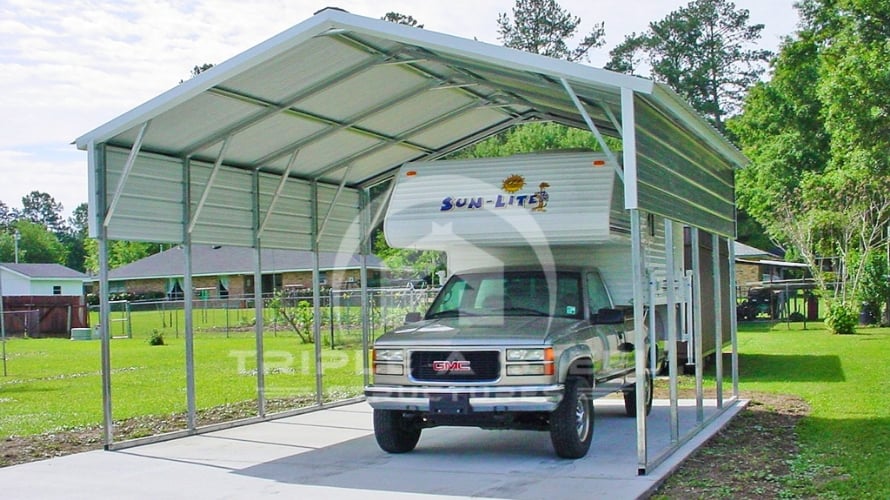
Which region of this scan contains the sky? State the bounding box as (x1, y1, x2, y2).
(0, 0, 800, 218)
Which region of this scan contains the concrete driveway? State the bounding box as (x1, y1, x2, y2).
(0, 398, 744, 499)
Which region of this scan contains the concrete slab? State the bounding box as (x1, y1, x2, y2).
(0, 398, 746, 499)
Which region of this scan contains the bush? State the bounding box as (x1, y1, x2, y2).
(825, 303, 857, 335)
(147, 330, 165, 346)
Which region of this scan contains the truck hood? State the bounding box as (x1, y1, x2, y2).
(374, 316, 582, 347)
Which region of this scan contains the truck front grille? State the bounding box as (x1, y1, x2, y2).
(410, 351, 501, 382)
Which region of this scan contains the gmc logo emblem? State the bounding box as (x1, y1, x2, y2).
(432, 360, 472, 372)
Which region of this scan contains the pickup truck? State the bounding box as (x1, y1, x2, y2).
(364, 266, 653, 459)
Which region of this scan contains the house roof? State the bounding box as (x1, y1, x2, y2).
(733, 241, 780, 260)
(107, 245, 385, 280)
(76, 8, 744, 251)
(0, 263, 88, 280)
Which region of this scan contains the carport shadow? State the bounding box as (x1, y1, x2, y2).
(737, 353, 845, 382)
(232, 407, 640, 498)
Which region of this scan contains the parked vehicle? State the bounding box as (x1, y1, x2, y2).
(365, 151, 710, 457)
(366, 265, 653, 458)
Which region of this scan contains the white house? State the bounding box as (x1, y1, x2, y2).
(0, 263, 87, 296)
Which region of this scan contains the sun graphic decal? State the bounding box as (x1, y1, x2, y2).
(501, 174, 525, 193)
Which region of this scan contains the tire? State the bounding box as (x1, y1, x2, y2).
(623, 371, 654, 417)
(373, 409, 421, 453)
(549, 377, 593, 459)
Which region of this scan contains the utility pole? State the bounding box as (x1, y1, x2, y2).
(13, 229, 21, 264)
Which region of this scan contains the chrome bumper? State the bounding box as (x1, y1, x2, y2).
(364, 384, 564, 412)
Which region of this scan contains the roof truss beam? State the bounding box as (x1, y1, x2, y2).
(188, 136, 231, 234)
(257, 148, 299, 238)
(104, 120, 150, 228)
(560, 77, 624, 182)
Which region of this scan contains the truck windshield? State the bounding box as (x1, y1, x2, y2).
(426, 270, 582, 319)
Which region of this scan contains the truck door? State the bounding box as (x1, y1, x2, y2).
(586, 271, 626, 374)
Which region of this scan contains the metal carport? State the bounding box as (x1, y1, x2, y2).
(75, 7, 745, 474)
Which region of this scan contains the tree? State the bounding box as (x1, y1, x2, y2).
(67, 203, 89, 238)
(60, 202, 90, 271)
(455, 122, 603, 159)
(10, 220, 68, 264)
(496, 0, 605, 62)
(20, 191, 66, 235)
(83, 239, 163, 273)
(606, 0, 771, 131)
(179, 63, 214, 84)
(381, 12, 423, 28)
(0, 200, 18, 230)
(730, 0, 890, 332)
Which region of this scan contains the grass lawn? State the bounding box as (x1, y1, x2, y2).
(0, 327, 366, 438)
(729, 321, 890, 498)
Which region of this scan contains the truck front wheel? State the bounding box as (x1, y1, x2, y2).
(549, 377, 593, 459)
(373, 409, 422, 453)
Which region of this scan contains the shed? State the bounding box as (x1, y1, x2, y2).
(75, 8, 745, 473)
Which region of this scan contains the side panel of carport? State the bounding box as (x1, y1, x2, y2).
(89, 137, 366, 448)
(621, 88, 739, 474)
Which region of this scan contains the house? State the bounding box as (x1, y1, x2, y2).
(0, 263, 87, 296)
(0, 263, 89, 336)
(103, 245, 388, 299)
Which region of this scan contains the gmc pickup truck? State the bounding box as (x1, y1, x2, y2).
(364, 266, 653, 459)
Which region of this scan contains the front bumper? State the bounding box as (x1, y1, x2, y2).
(364, 384, 564, 412)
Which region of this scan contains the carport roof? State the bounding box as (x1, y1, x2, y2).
(74, 7, 746, 190)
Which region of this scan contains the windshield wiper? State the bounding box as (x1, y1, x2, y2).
(426, 309, 477, 319)
(501, 307, 549, 316)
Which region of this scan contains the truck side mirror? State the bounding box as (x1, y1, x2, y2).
(404, 312, 423, 323)
(617, 342, 635, 352)
(593, 308, 624, 325)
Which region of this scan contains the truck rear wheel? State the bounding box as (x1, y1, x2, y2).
(623, 372, 653, 417)
(549, 377, 593, 459)
(373, 409, 421, 453)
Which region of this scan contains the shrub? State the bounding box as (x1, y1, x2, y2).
(147, 330, 165, 346)
(825, 303, 857, 335)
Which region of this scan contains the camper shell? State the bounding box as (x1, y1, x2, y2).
(381, 151, 727, 362)
(365, 151, 729, 458)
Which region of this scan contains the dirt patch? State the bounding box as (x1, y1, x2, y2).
(650, 392, 811, 499)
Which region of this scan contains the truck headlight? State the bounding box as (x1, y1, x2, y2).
(506, 348, 553, 362)
(373, 349, 404, 362)
(506, 347, 554, 376)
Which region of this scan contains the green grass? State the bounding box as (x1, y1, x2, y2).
(731, 321, 890, 498)
(0, 316, 368, 437)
